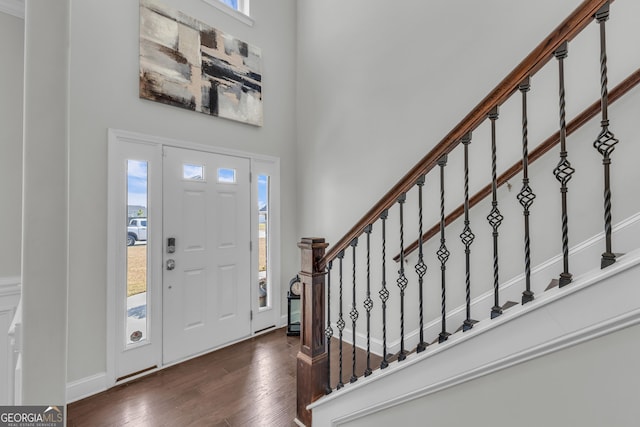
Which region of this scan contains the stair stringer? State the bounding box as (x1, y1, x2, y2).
(309, 247, 640, 426)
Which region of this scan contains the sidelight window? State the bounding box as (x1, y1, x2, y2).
(126, 160, 149, 346)
(258, 174, 269, 308)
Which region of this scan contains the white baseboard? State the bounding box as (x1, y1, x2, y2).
(66, 373, 108, 404)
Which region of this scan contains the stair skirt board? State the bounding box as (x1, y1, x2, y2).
(329, 211, 640, 357)
(311, 245, 640, 425)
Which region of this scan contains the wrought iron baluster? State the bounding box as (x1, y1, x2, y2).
(593, 2, 620, 269)
(437, 155, 451, 343)
(487, 107, 504, 319)
(397, 193, 409, 360)
(324, 261, 333, 394)
(460, 133, 477, 331)
(518, 77, 536, 304)
(553, 41, 574, 288)
(415, 175, 429, 352)
(363, 225, 373, 376)
(349, 238, 359, 384)
(379, 210, 390, 369)
(336, 250, 345, 389)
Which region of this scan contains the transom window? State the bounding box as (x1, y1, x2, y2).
(219, 0, 249, 14)
(202, 0, 252, 26)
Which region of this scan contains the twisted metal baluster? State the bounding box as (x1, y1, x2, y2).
(487, 107, 504, 319)
(379, 210, 390, 369)
(397, 193, 409, 360)
(349, 238, 359, 384)
(437, 155, 451, 343)
(553, 41, 574, 288)
(415, 175, 429, 352)
(336, 250, 345, 389)
(460, 133, 477, 331)
(518, 77, 536, 305)
(593, 3, 620, 269)
(325, 261, 333, 394)
(363, 225, 373, 376)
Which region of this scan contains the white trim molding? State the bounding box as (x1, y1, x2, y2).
(0, 0, 25, 19)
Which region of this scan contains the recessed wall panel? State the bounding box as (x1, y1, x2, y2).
(217, 264, 237, 320)
(184, 268, 205, 328)
(217, 192, 236, 248)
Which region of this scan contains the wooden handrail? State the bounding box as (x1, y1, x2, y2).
(394, 67, 640, 262)
(319, 0, 612, 271)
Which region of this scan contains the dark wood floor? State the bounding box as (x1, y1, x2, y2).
(68, 328, 300, 427)
(68, 328, 382, 426)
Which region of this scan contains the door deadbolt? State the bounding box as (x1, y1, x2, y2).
(166, 259, 175, 270)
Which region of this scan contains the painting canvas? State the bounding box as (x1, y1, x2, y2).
(139, 0, 263, 126)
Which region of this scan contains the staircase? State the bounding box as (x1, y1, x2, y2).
(309, 237, 640, 426)
(295, 1, 640, 425)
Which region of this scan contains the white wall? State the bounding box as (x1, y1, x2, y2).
(296, 0, 578, 245)
(19, 0, 297, 397)
(63, 0, 297, 385)
(0, 11, 23, 278)
(22, 0, 69, 404)
(345, 322, 640, 427)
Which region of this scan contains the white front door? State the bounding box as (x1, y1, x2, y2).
(109, 130, 280, 384)
(162, 146, 251, 364)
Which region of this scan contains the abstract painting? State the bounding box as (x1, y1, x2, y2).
(139, 0, 263, 126)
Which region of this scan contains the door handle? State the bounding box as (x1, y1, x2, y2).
(166, 259, 175, 270)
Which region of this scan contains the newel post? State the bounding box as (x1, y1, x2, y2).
(296, 237, 329, 427)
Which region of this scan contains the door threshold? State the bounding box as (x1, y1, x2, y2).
(116, 365, 158, 383)
(254, 324, 277, 334)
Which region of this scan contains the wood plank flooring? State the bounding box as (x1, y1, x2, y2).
(68, 329, 299, 427)
(68, 328, 382, 426)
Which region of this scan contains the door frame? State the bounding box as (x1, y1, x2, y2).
(106, 128, 281, 386)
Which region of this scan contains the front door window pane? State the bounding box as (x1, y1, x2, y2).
(183, 163, 204, 181)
